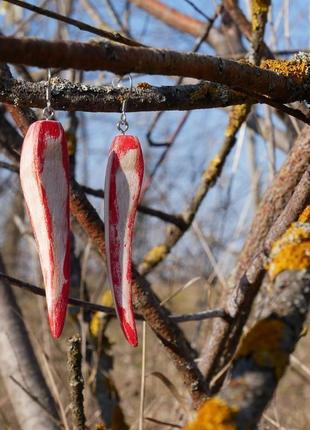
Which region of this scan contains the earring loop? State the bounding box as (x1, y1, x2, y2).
(43, 68, 55, 120)
(112, 75, 132, 134)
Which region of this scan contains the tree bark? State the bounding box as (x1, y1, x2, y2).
(0, 36, 308, 103)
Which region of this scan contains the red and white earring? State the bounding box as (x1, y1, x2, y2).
(104, 76, 144, 346)
(20, 69, 70, 338)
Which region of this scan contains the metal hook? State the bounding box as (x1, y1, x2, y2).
(112, 75, 132, 134)
(43, 68, 55, 120)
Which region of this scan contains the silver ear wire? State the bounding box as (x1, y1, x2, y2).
(43, 68, 55, 120)
(112, 74, 132, 134)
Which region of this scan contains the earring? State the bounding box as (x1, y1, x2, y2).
(104, 76, 144, 346)
(20, 69, 70, 338)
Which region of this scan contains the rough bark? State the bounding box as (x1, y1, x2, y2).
(201, 126, 310, 386)
(0, 76, 247, 112)
(0, 36, 309, 103)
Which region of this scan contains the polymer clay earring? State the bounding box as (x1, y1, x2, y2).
(104, 76, 144, 346)
(20, 70, 70, 338)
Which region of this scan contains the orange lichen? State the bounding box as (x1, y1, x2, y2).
(225, 104, 250, 138)
(236, 319, 288, 379)
(298, 205, 310, 223)
(182, 398, 237, 430)
(136, 81, 152, 90)
(267, 206, 310, 279)
(261, 58, 308, 84)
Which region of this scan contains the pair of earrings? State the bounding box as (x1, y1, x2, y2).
(20, 72, 144, 345)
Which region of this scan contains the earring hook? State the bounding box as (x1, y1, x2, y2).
(43, 68, 55, 120)
(112, 75, 132, 134)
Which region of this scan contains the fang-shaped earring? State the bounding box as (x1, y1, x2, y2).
(104, 75, 144, 346)
(20, 69, 70, 338)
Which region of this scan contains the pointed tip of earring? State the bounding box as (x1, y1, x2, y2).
(47, 298, 68, 339)
(117, 306, 138, 347)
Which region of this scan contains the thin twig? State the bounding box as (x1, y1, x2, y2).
(138, 321, 147, 430)
(67, 335, 86, 430)
(3, 0, 143, 47)
(144, 416, 182, 428)
(0, 271, 228, 322)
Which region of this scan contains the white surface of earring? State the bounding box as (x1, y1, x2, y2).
(43, 68, 55, 120)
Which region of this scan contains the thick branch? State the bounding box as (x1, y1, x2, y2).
(0, 76, 246, 112)
(0, 36, 309, 103)
(201, 127, 310, 385)
(184, 267, 310, 429)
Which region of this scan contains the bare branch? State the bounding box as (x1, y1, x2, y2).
(0, 271, 228, 323)
(185, 208, 310, 429)
(0, 36, 309, 104)
(201, 127, 310, 386)
(0, 76, 247, 112)
(3, 0, 144, 47)
(67, 335, 86, 430)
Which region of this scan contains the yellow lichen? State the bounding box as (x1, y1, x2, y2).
(90, 290, 114, 338)
(203, 156, 221, 181)
(267, 206, 310, 279)
(261, 58, 308, 84)
(225, 104, 250, 138)
(65, 131, 76, 156)
(236, 319, 288, 379)
(252, 0, 270, 32)
(142, 244, 168, 267)
(182, 398, 237, 430)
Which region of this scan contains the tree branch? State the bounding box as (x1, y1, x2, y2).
(201, 127, 310, 386)
(0, 76, 247, 112)
(185, 276, 310, 428)
(67, 335, 86, 430)
(0, 271, 228, 323)
(0, 36, 309, 104)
